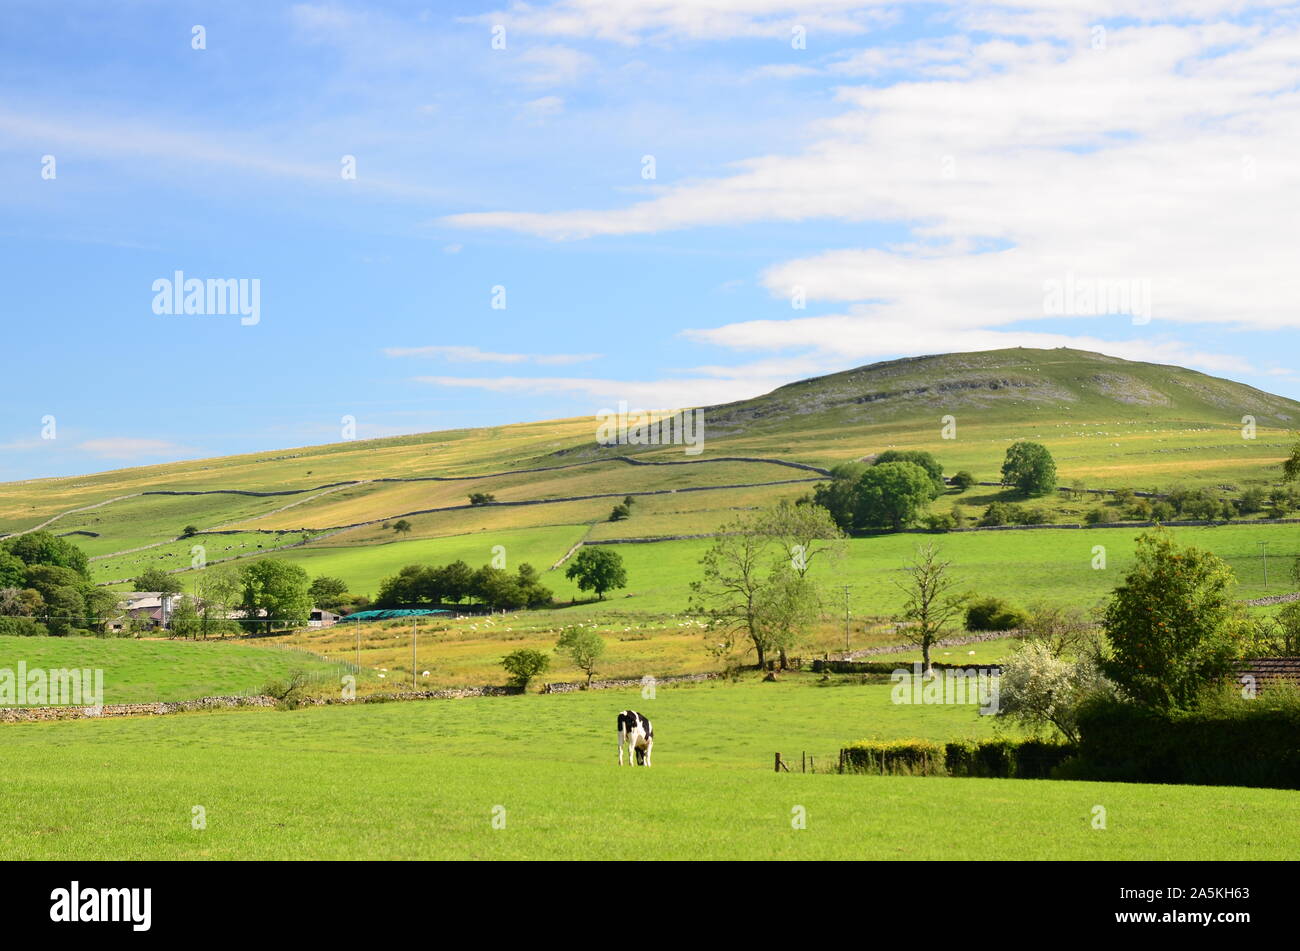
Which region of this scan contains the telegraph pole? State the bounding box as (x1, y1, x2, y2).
(412, 617, 418, 688)
(1260, 541, 1270, 587)
(838, 585, 852, 652)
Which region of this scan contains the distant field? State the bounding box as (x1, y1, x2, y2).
(1, 678, 1295, 859)
(0, 636, 349, 704)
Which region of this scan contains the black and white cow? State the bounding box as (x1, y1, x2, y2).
(617, 710, 653, 767)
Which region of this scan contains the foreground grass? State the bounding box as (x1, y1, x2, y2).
(0, 635, 348, 704)
(1, 677, 1295, 859)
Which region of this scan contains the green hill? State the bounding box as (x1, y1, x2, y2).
(1, 347, 1296, 599)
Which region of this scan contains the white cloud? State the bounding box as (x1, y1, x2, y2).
(414, 373, 782, 408)
(520, 95, 566, 120)
(75, 438, 189, 459)
(473, 0, 896, 44)
(385, 345, 602, 365)
(444, 14, 1300, 345)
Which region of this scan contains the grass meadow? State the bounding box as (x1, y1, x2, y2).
(1, 677, 1296, 860)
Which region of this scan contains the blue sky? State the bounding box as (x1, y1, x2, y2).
(3, 1, 1299, 481)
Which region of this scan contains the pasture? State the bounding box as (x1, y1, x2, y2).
(0, 635, 347, 704)
(0, 677, 1295, 860)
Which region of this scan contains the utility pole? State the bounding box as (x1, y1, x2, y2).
(1260, 541, 1270, 587)
(412, 617, 418, 688)
(838, 585, 852, 652)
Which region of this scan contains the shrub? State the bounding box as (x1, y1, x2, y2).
(997, 640, 1115, 743)
(841, 739, 945, 775)
(965, 596, 1027, 632)
(1084, 507, 1108, 525)
(843, 738, 1074, 779)
(0, 616, 48, 637)
(263, 669, 310, 710)
(1074, 689, 1300, 788)
(951, 471, 976, 491)
(501, 649, 550, 690)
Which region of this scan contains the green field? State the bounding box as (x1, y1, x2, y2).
(0, 636, 349, 704)
(0, 677, 1295, 859)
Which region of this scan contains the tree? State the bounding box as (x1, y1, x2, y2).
(1001, 441, 1057, 496)
(45, 585, 86, 636)
(753, 499, 843, 578)
(555, 626, 606, 686)
(997, 641, 1114, 743)
(2, 530, 90, 579)
(854, 462, 934, 531)
(238, 559, 312, 634)
(392, 519, 413, 535)
(181, 525, 199, 538)
(193, 565, 242, 639)
(565, 547, 627, 600)
(169, 596, 202, 639)
(1284, 437, 1300, 483)
(468, 492, 496, 506)
(133, 566, 183, 595)
(608, 503, 631, 521)
(810, 461, 870, 532)
(1101, 528, 1245, 710)
(438, 560, 474, 604)
(751, 566, 821, 668)
(501, 649, 550, 690)
(691, 517, 772, 669)
(308, 576, 349, 610)
(873, 450, 945, 496)
(0, 551, 26, 589)
(951, 471, 976, 492)
(893, 544, 966, 673)
(84, 588, 122, 635)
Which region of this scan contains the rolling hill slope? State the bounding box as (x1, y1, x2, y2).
(2, 348, 1297, 595)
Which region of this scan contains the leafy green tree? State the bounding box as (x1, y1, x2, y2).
(193, 565, 242, 639)
(565, 547, 628, 600)
(181, 525, 199, 538)
(894, 543, 966, 672)
(0, 551, 26, 589)
(2, 531, 89, 579)
(854, 462, 934, 531)
(169, 596, 202, 639)
(45, 585, 86, 636)
(468, 492, 496, 506)
(873, 450, 945, 496)
(22, 564, 86, 605)
(1283, 437, 1300, 483)
(753, 499, 843, 577)
(1001, 441, 1057, 496)
(810, 461, 870, 532)
(501, 648, 550, 690)
(133, 566, 183, 595)
(555, 626, 606, 686)
(83, 588, 122, 635)
(951, 471, 976, 492)
(751, 566, 821, 667)
(438, 561, 474, 604)
(691, 517, 772, 669)
(308, 576, 349, 610)
(392, 519, 413, 535)
(608, 503, 631, 521)
(1101, 529, 1245, 710)
(238, 559, 312, 633)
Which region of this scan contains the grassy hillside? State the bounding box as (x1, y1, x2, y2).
(1, 347, 1296, 601)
